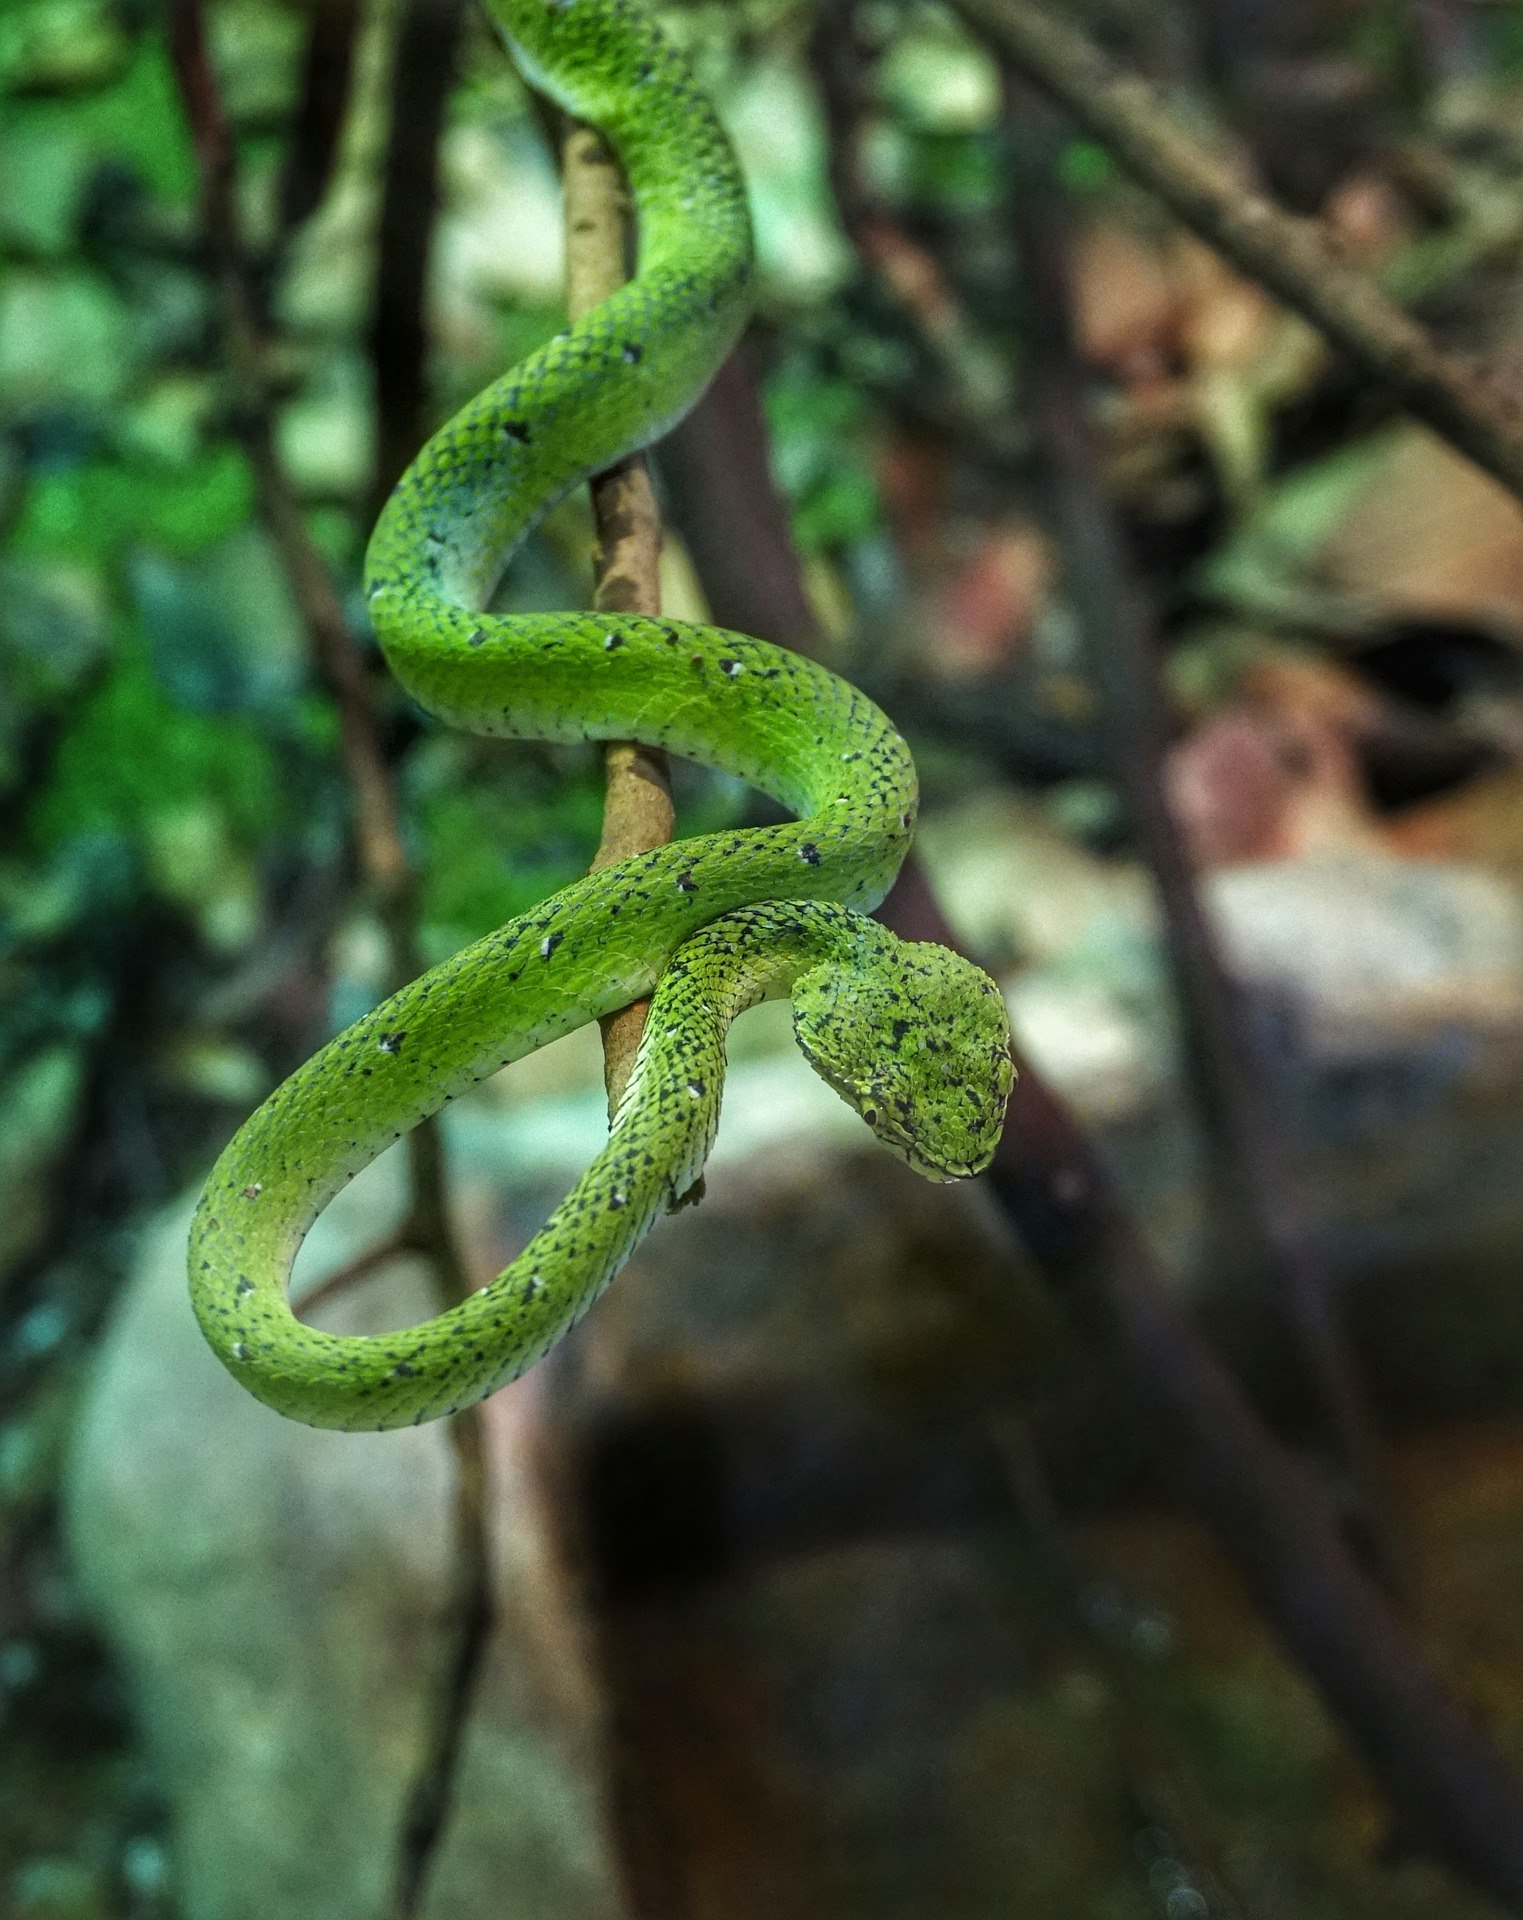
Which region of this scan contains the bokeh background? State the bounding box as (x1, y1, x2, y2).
(9, 0, 1523, 1916)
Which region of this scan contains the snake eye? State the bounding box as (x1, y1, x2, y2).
(861, 1107, 878, 1127)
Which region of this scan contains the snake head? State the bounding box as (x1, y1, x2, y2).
(793, 939, 1014, 1181)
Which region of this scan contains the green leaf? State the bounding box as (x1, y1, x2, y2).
(0, 268, 134, 412)
(416, 770, 605, 956)
(1059, 140, 1114, 196)
(11, 446, 256, 565)
(29, 642, 283, 859)
(0, 0, 129, 96)
(764, 358, 883, 553)
(70, 38, 196, 205)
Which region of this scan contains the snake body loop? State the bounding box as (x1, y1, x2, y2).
(189, 0, 1013, 1431)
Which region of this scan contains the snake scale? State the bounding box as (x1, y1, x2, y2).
(188, 0, 1014, 1430)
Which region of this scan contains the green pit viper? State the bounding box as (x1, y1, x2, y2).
(189, 0, 1014, 1430)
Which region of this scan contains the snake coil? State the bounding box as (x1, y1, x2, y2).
(188, 0, 1013, 1430)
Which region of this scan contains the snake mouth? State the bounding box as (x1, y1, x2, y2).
(874, 1133, 995, 1183)
(902, 1145, 995, 1183)
(794, 1038, 992, 1182)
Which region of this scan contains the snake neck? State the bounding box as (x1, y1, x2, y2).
(610, 900, 890, 1137)
(650, 901, 896, 1021)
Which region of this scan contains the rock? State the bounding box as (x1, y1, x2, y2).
(63, 1146, 623, 1920)
(922, 790, 1523, 1121)
(1211, 853, 1523, 1051)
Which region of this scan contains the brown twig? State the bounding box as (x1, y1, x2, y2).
(167, 14, 491, 1917)
(1001, 86, 1400, 1590)
(169, 0, 463, 1293)
(387, 1398, 493, 1920)
(660, 346, 1523, 1908)
(562, 120, 676, 1118)
(369, 0, 469, 514)
(275, 0, 363, 244)
(950, 0, 1523, 501)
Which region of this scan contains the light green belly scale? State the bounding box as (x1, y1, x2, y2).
(187, 0, 1013, 1431)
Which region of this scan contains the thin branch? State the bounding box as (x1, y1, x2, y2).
(950, 0, 1523, 501)
(167, 17, 491, 1919)
(167, 6, 410, 913)
(172, 1, 463, 1295)
(1001, 87, 1400, 1590)
(276, 0, 363, 244)
(562, 120, 676, 1119)
(248, 455, 415, 902)
(387, 1399, 493, 1920)
(369, 0, 468, 514)
(660, 345, 1523, 1910)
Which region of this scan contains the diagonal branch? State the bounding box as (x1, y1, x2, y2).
(951, 0, 1523, 502)
(370, 0, 469, 515)
(1001, 86, 1401, 1589)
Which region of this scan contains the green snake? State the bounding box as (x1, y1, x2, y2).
(188, 0, 1013, 1431)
